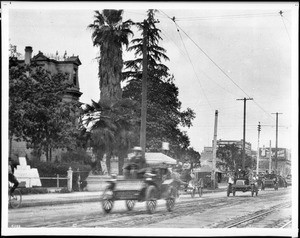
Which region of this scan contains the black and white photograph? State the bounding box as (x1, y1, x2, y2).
(1, 1, 298, 237)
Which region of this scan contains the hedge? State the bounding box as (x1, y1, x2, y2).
(28, 161, 91, 191)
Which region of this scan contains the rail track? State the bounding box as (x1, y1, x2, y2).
(24, 190, 290, 228)
(225, 202, 292, 228)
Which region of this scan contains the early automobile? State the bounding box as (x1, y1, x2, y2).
(101, 165, 177, 214)
(227, 170, 258, 197)
(261, 174, 279, 190)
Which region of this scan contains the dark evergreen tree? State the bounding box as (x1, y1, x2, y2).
(123, 9, 196, 161)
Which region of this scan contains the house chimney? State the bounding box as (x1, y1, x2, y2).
(25, 46, 33, 64)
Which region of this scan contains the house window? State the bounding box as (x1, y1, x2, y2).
(73, 68, 77, 86)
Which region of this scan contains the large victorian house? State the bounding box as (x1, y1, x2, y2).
(10, 46, 82, 161)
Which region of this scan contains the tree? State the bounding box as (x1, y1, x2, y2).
(87, 10, 135, 173)
(88, 9, 133, 103)
(123, 9, 196, 159)
(83, 98, 139, 174)
(184, 147, 201, 169)
(9, 63, 83, 161)
(216, 144, 254, 172)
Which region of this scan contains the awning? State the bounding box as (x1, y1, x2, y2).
(193, 164, 223, 173)
(145, 152, 177, 165)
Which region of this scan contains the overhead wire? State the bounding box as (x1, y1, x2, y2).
(175, 22, 214, 112)
(279, 11, 291, 42)
(174, 12, 278, 21)
(159, 9, 276, 123)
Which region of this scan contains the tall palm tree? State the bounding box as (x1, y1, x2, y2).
(88, 9, 133, 104)
(87, 10, 134, 173)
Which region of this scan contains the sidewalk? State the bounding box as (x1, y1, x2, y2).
(17, 184, 228, 208)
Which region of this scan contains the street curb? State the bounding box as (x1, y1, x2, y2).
(19, 196, 101, 208)
(17, 188, 227, 208)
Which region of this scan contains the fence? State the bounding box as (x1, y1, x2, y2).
(16, 167, 76, 192)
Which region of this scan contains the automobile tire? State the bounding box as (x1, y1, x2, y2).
(125, 200, 136, 211)
(146, 185, 157, 214)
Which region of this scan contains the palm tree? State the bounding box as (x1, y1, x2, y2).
(88, 9, 133, 104)
(87, 10, 135, 173)
(83, 99, 139, 174)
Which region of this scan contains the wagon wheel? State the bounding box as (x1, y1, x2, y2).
(227, 186, 231, 197)
(126, 200, 136, 211)
(102, 188, 114, 214)
(165, 186, 176, 212)
(146, 185, 157, 214)
(191, 188, 196, 198)
(198, 187, 203, 197)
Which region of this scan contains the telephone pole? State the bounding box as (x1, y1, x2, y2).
(269, 140, 272, 172)
(271, 112, 283, 173)
(212, 110, 218, 190)
(236, 97, 253, 169)
(256, 122, 261, 175)
(140, 20, 148, 159)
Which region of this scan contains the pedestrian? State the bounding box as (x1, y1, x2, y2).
(9, 157, 19, 197)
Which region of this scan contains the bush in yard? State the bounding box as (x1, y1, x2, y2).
(28, 160, 91, 191)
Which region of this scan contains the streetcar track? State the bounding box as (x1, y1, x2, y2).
(224, 202, 292, 228)
(280, 220, 292, 228)
(27, 191, 289, 227)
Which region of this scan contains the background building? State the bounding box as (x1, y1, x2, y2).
(10, 46, 82, 162)
(257, 147, 291, 176)
(217, 139, 252, 156)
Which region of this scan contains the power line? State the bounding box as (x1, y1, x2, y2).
(174, 12, 278, 21)
(159, 10, 276, 122)
(279, 10, 291, 42)
(175, 21, 214, 112)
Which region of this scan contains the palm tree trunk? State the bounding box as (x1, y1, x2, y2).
(105, 154, 111, 174)
(118, 156, 125, 175)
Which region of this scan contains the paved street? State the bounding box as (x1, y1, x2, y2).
(8, 187, 292, 230)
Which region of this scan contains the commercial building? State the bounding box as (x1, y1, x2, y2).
(256, 147, 291, 176)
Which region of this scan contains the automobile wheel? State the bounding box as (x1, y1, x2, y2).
(146, 185, 157, 214)
(125, 200, 136, 211)
(102, 189, 114, 214)
(166, 187, 176, 212)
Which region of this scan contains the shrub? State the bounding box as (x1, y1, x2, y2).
(61, 149, 92, 165)
(28, 160, 91, 191)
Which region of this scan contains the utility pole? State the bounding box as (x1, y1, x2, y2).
(140, 20, 148, 160)
(236, 97, 253, 169)
(271, 112, 282, 173)
(269, 140, 272, 172)
(212, 110, 218, 190)
(256, 122, 261, 175)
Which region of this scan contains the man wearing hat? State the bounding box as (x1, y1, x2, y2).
(123, 146, 146, 179)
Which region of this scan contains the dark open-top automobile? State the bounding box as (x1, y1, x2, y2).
(227, 170, 258, 197)
(101, 164, 177, 214)
(261, 174, 287, 190)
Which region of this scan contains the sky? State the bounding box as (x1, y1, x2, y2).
(2, 1, 298, 156)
